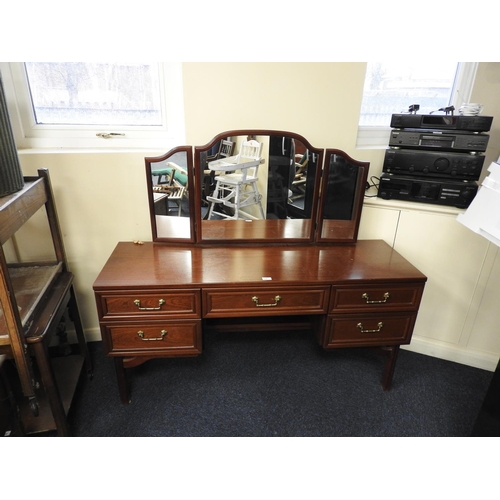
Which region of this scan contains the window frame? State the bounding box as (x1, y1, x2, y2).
(0, 62, 185, 150)
(356, 62, 479, 149)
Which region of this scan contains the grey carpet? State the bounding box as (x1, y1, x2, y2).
(69, 330, 492, 437)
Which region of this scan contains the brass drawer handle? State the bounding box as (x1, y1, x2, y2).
(137, 330, 167, 341)
(252, 295, 281, 307)
(362, 292, 390, 304)
(357, 322, 384, 333)
(133, 299, 166, 311)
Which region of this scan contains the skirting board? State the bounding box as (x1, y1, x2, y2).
(62, 328, 499, 373)
(402, 337, 498, 372)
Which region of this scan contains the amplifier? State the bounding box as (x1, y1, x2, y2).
(390, 113, 493, 132)
(383, 148, 485, 180)
(388, 129, 489, 152)
(377, 174, 478, 208)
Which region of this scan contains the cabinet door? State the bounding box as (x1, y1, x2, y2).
(394, 209, 489, 345)
(466, 244, 500, 356)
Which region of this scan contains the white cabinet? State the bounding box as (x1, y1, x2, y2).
(359, 197, 500, 371)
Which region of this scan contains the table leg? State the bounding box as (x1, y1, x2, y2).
(381, 345, 400, 391)
(114, 358, 131, 404)
(31, 341, 70, 436)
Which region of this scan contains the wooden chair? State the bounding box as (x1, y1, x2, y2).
(206, 139, 235, 162)
(152, 162, 188, 216)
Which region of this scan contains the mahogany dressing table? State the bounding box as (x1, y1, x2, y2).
(93, 130, 427, 403)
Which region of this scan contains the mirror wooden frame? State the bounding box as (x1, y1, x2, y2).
(145, 146, 196, 243)
(145, 130, 369, 245)
(316, 149, 370, 244)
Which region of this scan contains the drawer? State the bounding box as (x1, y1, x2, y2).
(96, 289, 201, 319)
(329, 283, 424, 313)
(102, 320, 202, 354)
(203, 286, 329, 318)
(323, 312, 417, 348)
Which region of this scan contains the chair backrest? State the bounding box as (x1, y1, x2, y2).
(166, 162, 188, 188)
(237, 139, 263, 164)
(219, 140, 234, 158)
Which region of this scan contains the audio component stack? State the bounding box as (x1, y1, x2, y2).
(377, 107, 493, 208)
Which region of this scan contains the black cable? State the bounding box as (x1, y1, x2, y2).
(364, 175, 380, 198)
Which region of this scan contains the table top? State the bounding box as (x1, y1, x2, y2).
(93, 240, 427, 290)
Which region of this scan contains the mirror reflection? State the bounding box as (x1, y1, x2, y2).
(151, 151, 190, 218)
(198, 133, 320, 242)
(318, 150, 369, 243)
(146, 147, 193, 242)
(145, 131, 369, 244)
(200, 135, 317, 221)
(323, 153, 359, 220)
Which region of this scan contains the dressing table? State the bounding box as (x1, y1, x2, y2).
(93, 130, 427, 404)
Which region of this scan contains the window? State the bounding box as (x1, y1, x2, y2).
(0, 62, 185, 149)
(356, 62, 478, 148)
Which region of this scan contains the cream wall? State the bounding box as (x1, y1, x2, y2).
(183, 63, 367, 147)
(15, 62, 500, 363)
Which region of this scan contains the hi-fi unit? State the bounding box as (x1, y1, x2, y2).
(383, 148, 485, 180)
(377, 174, 478, 208)
(390, 113, 493, 132)
(388, 129, 489, 152)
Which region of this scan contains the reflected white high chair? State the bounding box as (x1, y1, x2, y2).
(206, 139, 265, 220)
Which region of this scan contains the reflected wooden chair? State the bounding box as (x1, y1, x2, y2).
(203, 139, 235, 204)
(206, 140, 265, 220)
(289, 152, 309, 202)
(152, 162, 188, 216)
(207, 139, 235, 163)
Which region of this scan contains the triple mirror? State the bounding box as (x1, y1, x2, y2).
(145, 130, 368, 244)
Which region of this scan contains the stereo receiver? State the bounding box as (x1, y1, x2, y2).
(383, 148, 485, 180)
(390, 114, 493, 132)
(377, 174, 478, 208)
(389, 130, 489, 152)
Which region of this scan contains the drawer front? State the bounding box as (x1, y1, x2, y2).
(203, 286, 330, 318)
(330, 283, 424, 313)
(323, 312, 417, 348)
(96, 289, 201, 319)
(102, 320, 202, 354)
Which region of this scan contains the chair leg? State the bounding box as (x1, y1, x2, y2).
(207, 181, 220, 219)
(251, 181, 265, 219)
(234, 184, 241, 219)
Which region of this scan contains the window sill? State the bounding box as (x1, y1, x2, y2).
(17, 146, 173, 155)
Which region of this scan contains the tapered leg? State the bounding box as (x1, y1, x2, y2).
(382, 345, 400, 391)
(114, 357, 131, 404)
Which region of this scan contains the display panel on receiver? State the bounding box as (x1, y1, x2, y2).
(383, 148, 485, 180)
